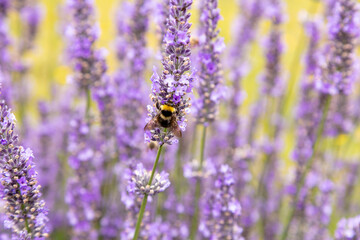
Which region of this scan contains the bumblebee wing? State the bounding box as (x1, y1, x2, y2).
(144, 118, 160, 131)
(170, 119, 182, 138)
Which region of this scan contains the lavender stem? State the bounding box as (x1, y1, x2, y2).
(85, 88, 91, 119)
(132, 144, 164, 240)
(280, 94, 332, 240)
(22, 204, 30, 233)
(190, 125, 207, 240)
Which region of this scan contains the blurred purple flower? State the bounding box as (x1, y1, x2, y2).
(226, 0, 264, 162)
(318, 0, 359, 94)
(65, 118, 102, 239)
(114, 0, 150, 162)
(195, 0, 225, 125)
(335, 215, 360, 240)
(260, 0, 285, 97)
(66, 0, 106, 91)
(200, 164, 243, 239)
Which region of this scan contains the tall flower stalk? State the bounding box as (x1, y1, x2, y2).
(281, 1, 359, 238)
(190, 0, 224, 238)
(114, 0, 150, 238)
(225, 0, 263, 163)
(0, 99, 49, 239)
(65, 0, 107, 238)
(134, 0, 194, 238)
(257, 0, 285, 238)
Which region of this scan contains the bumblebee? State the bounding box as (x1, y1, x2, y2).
(144, 103, 182, 138)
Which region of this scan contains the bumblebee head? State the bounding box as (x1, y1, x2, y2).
(160, 104, 176, 117)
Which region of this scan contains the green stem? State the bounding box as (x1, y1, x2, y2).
(86, 88, 92, 120)
(280, 95, 331, 240)
(281, 1, 319, 118)
(189, 126, 207, 240)
(132, 144, 164, 240)
(21, 204, 31, 233)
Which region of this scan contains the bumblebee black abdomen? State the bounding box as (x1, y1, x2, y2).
(161, 110, 173, 117)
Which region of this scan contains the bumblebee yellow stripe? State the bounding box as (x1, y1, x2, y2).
(161, 105, 175, 112)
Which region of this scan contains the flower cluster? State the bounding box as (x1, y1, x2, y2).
(65, 118, 101, 239)
(66, 0, 106, 91)
(128, 163, 170, 196)
(200, 165, 243, 239)
(0, 101, 49, 239)
(145, 0, 194, 145)
(335, 215, 360, 240)
(195, 0, 225, 125)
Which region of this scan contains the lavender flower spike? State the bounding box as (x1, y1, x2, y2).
(261, 0, 284, 97)
(66, 0, 104, 91)
(0, 101, 49, 238)
(195, 0, 225, 125)
(145, 0, 194, 145)
(318, 0, 359, 94)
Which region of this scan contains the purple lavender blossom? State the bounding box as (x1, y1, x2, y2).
(0, 101, 49, 239)
(18, 4, 41, 53)
(114, 0, 150, 162)
(93, 74, 116, 140)
(261, 0, 284, 97)
(335, 215, 360, 240)
(66, 0, 105, 91)
(199, 165, 243, 239)
(145, 0, 194, 145)
(293, 19, 322, 168)
(128, 163, 170, 196)
(306, 177, 334, 239)
(65, 118, 101, 239)
(226, 0, 263, 161)
(195, 0, 225, 125)
(317, 0, 359, 94)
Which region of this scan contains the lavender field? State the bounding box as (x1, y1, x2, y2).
(0, 0, 360, 239)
